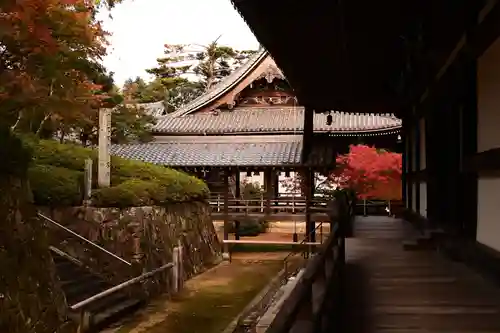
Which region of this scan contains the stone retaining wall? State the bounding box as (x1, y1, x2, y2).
(41, 201, 222, 296)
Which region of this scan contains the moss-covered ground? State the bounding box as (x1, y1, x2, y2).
(105, 259, 284, 333)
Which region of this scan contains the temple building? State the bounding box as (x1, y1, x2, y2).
(111, 49, 401, 191)
(111, 47, 402, 245)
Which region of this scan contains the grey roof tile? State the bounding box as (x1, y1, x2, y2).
(111, 135, 302, 167)
(153, 107, 401, 134)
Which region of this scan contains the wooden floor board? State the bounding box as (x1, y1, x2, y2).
(341, 216, 500, 333)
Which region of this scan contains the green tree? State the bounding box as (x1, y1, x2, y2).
(0, 0, 114, 331)
(122, 77, 165, 103)
(146, 44, 193, 90)
(146, 39, 257, 111)
(111, 104, 156, 144)
(193, 38, 235, 90)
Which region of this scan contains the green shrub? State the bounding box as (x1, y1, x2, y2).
(23, 138, 209, 207)
(230, 216, 268, 237)
(28, 164, 83, 206)
(110, 157, 209, 200)
(91, 179, 154, 208)
(241, 181, 262, 200)
(26, 137, 96, 171)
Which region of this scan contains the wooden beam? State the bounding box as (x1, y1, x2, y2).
(222, 240, 321, 246)
(464, 148, 500, 177)
(302, 106, 314, 164)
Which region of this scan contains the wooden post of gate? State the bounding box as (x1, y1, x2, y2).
(83, 158, 93, 205)
(171, 247, 179, 293)
(177, 240, 184, 290)
(98, 108, 111, 188)
(222, 170, 230, 259)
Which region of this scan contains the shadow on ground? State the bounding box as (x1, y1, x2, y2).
(340, 262, 372, 333)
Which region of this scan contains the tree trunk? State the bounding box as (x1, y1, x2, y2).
(35, 113, 52, 136)
(59, 128, 66, 143)
(10, 111, 23, 131)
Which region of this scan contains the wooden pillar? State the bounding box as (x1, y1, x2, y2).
(234, 171, 241, 213)
(264, 169, 273, 216)
(273, 171, 280, 204)
(401, 118, 408, 207)
(305, 168, 316, 243)
(459, 60, 478, 240)
(223, 169, 230, 255)
(414, 109, 421, 214)
(406, 116, 414, 211)
(425, 105, 439, 228)
(235, 171, 241, 198)
(458, 2, 479, 241)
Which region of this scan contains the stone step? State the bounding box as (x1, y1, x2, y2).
(52, 251, 143, 330)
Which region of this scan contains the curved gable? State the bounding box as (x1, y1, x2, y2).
(170, 49, 286, 117)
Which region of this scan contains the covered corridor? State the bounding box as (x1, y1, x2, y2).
(223, 1, 500, 332)
(343, 216, 500, 332)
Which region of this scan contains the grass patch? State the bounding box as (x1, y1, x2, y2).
(112, 261, 283, 333)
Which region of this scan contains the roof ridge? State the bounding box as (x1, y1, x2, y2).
(169, 49, 268, 118)
(152, 107, 402, 135)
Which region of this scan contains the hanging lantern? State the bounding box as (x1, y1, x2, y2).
(285, 170, 291, 178)
(246, 171, 252, 177)
(253, 171, 260, 176)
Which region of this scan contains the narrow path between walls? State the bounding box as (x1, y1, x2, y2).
(103, 256, 286, 333)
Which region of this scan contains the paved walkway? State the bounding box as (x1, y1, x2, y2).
(343, 216, 500, 332)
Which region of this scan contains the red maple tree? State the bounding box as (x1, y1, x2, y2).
(331, 145, 402, 200)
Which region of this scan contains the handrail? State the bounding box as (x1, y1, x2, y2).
(282, 220, 329, 277)
(38, 212, 132, 266)
(223, 240, 321, 246)
(208, 198, 328, 203)
(70, 262, 174, 311)
(266, 217, 344, 333)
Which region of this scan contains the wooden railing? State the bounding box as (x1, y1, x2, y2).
(226, 203, 334, 333)
(263, 194, 351, 333)
(39, 213, 132, 266)
(38, 213, 179, 332)
(72, 263, 174, 331)
(209, 196, 329, 214)
(211, 196, 403, 217)
(355, 199, 404, 216)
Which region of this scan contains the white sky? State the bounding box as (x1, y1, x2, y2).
(97, 0, 260, 86)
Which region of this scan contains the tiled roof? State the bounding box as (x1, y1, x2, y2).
(111, 135, 302, 167)
(153, 107, 401, 135)
(169, 49, 268, 117)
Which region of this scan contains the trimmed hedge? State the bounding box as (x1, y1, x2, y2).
(25, 137, 95, 171)
(28, 164, 83, 206)
(229, 216, 268, 237)
(23, 138, 209, 207)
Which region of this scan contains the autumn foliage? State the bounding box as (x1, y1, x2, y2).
(331, 145, 402, 200)
(0, 0, 110, 134)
